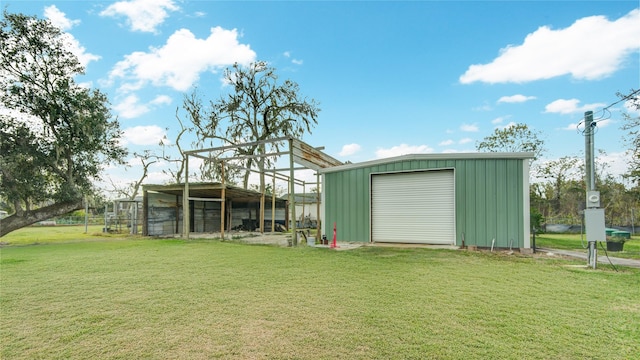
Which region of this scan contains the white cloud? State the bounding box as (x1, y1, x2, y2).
(113, 94, 173, 118)
(491, 116, 510, 124)
(113, 95, 149, 118)
(284, 51, 303, 65)
(598, 151, 632, 179)
(126, 157, 168, 168)
(375, 144, 433, 159)
(545, 99, 579, 114)
(44, 5, 80, 30)
(596, 119, 613, 128)
(100, 0, 179, 33)
(43, 5, 100, 68)
(245, 167, 316, 193)
(498, 94, 536, 103)
(121, 125, 167, 145)
(460, 9, 640, 84)
(145, 171, 173, 184)
(472, 103, 493, 112)
(126, 157, 143, 167)
(439, 138, 473, 148)
(151, 95, 172, 105)
(497, 121, 517, 130)
(108, 27, 256, 92)
(339, 143, 361, 156)
(293, 169, 318, 186)
(101, 165, 173, 193)
(544, 99, 606, 114)
(625, 97, 640, 115)
(562, 122, 582, 131)
(460, 123, 479, 132)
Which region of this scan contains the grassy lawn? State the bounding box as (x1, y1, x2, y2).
(1, 228, 639, 359)
(534, 233, 640, 260)
(0, 225, 135, 246)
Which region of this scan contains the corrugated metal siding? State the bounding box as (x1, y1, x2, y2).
(455, 159, 525, 248)
(147, 192, 179, 235)
(324, 158, 526, 248)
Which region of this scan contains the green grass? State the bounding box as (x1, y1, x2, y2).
(0, 225, 139, 246)
(535, 233, 640, 260)
(1, 235, 639, 359)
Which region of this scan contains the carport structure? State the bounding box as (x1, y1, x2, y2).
(142, 182, 287, 236)
(182, 137, 342, 245)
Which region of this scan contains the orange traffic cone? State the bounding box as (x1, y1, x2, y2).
(330, 222, 339, 248)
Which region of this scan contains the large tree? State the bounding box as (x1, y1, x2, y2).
(0, 12, 126, 236)
(185, 61, 320, 190)
(534, 156, 581, 218)
(476, 123, 545, 161)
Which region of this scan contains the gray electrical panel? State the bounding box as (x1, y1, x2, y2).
(584, 208, 606, 242)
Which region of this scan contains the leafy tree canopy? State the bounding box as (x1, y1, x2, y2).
(0, 11, 126, 236)
(476, 123, 546, 161)
(184, 61, 320, 189)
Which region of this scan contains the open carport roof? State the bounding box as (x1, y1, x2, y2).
(142, 183, 287, 204)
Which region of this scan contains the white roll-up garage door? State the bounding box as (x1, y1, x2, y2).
(371, 170, 455, 244)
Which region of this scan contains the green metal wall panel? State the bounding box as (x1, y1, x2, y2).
(495, 160, 509, 246)
(475, 161, 488, 246)
(462, 161, 476, 244)
(324, 157, 527, 248)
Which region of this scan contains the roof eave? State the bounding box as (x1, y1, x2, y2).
(319, 152, 535, 174)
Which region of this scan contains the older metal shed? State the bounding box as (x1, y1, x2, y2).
(142, 182, 288, 236)
(320, 152, 534, 251)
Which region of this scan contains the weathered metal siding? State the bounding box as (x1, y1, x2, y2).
(147, 192, 180, 235)
(324, 158, 525, 248)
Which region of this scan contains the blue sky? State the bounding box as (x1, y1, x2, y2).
(5, 0, 640, 194)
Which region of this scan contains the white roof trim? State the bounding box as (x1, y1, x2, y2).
(320, 152, 535, 173)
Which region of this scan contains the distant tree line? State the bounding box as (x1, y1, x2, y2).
(477, 89, 640, 231)
(531, 154, 639, 229)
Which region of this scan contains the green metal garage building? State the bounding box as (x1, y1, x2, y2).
(320, 152, 534, 251)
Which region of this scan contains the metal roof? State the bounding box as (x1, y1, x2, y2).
(289, 193, 321, 203)
(142, 182, 287, 204)
(319, 152, 535, 173)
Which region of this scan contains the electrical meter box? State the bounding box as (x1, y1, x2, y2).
(584, 208, 606, 242)
(586, 191, 601, 208)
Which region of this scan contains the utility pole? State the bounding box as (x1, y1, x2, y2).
(583, 111, 606, 269)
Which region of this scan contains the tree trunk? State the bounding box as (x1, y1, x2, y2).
(0, 199, 84, 237)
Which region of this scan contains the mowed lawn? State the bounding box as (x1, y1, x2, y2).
(535, 233, 640, 260)
(1, 231, 639, 359)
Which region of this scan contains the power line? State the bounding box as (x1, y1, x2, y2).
(603, 88, 640, 111)
(577, 89, 640, 133)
